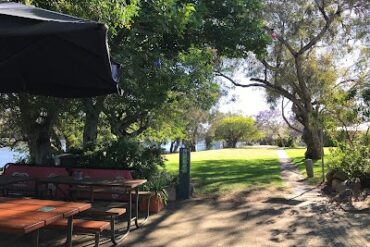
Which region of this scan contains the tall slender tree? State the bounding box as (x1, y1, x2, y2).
(216, 0, 370, 159)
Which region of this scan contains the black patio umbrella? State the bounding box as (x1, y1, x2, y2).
(0, 2, 120, 98)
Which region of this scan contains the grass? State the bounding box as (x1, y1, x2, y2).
(163, 148, 281, 197)
(285, 147, 333, 184)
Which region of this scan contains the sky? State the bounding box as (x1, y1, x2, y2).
(217, 71, 271, 117)
(0, 148, 17, 167)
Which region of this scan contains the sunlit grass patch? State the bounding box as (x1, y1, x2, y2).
(163, 148, 281, 197)
(285, 147, 333, 184)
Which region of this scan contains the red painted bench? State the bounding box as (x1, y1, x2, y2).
(2, 163, 69, 198)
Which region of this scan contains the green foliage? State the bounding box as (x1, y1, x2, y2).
(214, 115, 259, 148)
(23, 0, 140, 36)
(328, 139, 370, 178)
(143, 170, 174, 204)
(187, 0, 269, 57)
(80, 138, 164, 179)
(2, 0, 269, 164)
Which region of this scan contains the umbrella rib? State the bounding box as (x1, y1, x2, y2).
(0, 36, 47, 66)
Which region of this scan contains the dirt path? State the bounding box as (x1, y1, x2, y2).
(116, 149, 369, 247)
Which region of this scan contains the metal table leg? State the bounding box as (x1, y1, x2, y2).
(110, 186, 150, 245)
(110, 189, 131, 245)
(134, 187, 150, 228)
(66, 216, 73, 247)
(33, 229, 39, 247)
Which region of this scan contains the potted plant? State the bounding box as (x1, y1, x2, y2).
(140, 171, 173, 213)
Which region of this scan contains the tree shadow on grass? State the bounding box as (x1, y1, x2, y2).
(191, 158, 281, 195)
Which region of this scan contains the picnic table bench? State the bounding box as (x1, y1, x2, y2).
(0, 197, 91, 247)
(37, 176, 147, 243)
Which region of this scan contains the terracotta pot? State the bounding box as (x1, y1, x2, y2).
(139, 193, 165, 213)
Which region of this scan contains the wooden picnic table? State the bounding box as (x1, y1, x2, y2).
(0, 197, 91, 247)
(36, 176, 147, 242)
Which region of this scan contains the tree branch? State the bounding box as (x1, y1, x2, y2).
(261, 59, 280, 72)
(281, 97, 303, 133)
(297, 5, 342, 55)
(264, 26, 297, 57)
(314, 0, 329, 21)
(214, 71, 304, 112)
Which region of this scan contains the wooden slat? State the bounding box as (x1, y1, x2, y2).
(0, 210, 62, 225)
(0, 219, 45, 234)
(0, 198, 91, 236)
(49, 219, 110, 232)
(10, 198, 69, 206)
(37, 176, 147, 188)
(0, 203, 42, 211)
(86, 207, 126, 217)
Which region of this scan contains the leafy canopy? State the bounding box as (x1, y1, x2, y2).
(214, 115, 259, 148)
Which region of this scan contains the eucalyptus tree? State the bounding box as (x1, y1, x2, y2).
(216, 0, 370, 159)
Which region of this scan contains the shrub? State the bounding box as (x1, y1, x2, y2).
(143, 170, 174, 204)
(80, 138, 164, 179)
(328, 139, 370, 179)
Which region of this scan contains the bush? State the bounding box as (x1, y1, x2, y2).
(328, 140, 370, 179)
(80, 138, 164, 179)
(143, 170, 174, 204)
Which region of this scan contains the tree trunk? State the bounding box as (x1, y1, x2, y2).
(225, 139, 237, 148)
(232, 140, 238, 148)
(173, 139, 180, 153)
(19, 94, 56, 165)
(28, 125, 54, 164)
(278, 134, 285, 147)
(292, 101, 322, 160)
(82, 98, 104, 151)
(170, 141, 175, 153)
(302, 125, 322, 160)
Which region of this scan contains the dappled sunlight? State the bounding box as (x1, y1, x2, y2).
(123, 185, 370, 247)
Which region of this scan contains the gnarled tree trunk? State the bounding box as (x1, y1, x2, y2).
(27, 125, 53, 164)
(19, 94, 57, 165)
(82, 97, 104, 151)
(302, 125, 322, 160)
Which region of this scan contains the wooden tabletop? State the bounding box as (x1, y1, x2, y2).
(0, 197, 91, 234)
(0, 175, 33, 186)
(37, 176, 147, 189)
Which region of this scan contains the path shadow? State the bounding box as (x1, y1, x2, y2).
(264, 197, 303, 206)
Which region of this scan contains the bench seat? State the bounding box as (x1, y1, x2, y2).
(82, 207, 126, 245)
(48, 219, 110, 247)
(85, 207, 126, 217)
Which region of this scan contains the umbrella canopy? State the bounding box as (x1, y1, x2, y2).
(0, 2, 119, 98)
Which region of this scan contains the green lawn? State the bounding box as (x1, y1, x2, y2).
(163, 148, 281, 197)
(285, 147, 333, 184)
